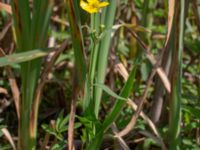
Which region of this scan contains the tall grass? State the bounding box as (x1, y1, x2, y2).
(0, 0, 196, 149)
(11, 0, 52, 149)
(168, 0, 188, 149)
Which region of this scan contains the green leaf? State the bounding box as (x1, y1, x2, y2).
(56, 110, 64, 132)
(93, 83, 127, 101)
(185, 38, 200, 53)
(0, 48, 53, 67)
(0, 144, 12, 150)
(59, 115, 70, 131)
(65, 0, 87, 87)
(51, 141, 66, 150)
(41, 124, 55, 135)
(184, 122, 200, 131)
(183, 106, 200, 118)
(87, 65, 137, 149)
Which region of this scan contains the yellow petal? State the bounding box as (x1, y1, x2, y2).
(98, 2, 109, 8)
(86, 7, 98, 13)
(80, 1, 89, 8)
(87, 0, 98, 3)
(80, 1, 98, 14)
(80, 0, 109, 14)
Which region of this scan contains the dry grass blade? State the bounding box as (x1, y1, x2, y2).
(150, 0, 176, 124)
(114, 97, 167, 150)
(1, 128, 16, 150)
(116, 66, 157, 138)
(111, 123, 131, 150)
(41, 40, 68, 79)
(111, 27, 170, 139)
(156, 68, 171, 93)
(6, 67, 20, 119)
(127, 28, 171, 93)
(51, 16, 69, 27)
(127, 99, 167, 150)
(0, 48, 20, 118)
(30, 40, 68, 143)
(114, 58, 129, 81)
(0, 21, 12, 41)
(65, 1, 87, 149)
(165, 0, 175, 46)
(0, 87, 8, 95)
(68, 93, 76, 150)
(113, 25, 170, 93)
(113, 58, 167, 149)
(168, 0, 187, 148)
(0, 2, 12, 15)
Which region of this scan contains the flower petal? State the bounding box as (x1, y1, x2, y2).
(87, 0, 98, 3)
(98, 2, 109, 8)
(80, 0, 88, 9)
(80, 1, 98, 14)
(86, 7, 98, 13)
(80, 0, 109, 14)
(80, 0, 89, 9)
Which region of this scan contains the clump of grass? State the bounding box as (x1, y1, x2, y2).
(11, 0, 53, 149)
(0, 0, 198, 149)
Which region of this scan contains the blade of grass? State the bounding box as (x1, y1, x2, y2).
(1, 128, 16, 150)
(0, 48, 53, 67)
(93, 81, 166, 150)
(65, 1, 87, 149)
(65, 0, 87, 87)
(87, 64, 137, 149)
(11, 0, 53, 149)
(94, 0, 117, 118)
(168, 0, 188, 149)
(88, 13, 100, 109)
(150, 0, 175, 124)
(93, 83, 127, 101)
(11, 1, 35, 149)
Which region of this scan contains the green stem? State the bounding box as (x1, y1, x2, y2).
(169, 0, 188, 149)
(94, 0, 117, 118)
(88, 13, 100, 109)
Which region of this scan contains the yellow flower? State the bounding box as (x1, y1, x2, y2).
(80, 0, 109, 14)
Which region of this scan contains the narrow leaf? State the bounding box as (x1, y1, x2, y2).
(93, 83, 127, 101)
(0, 48, 53, 67)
